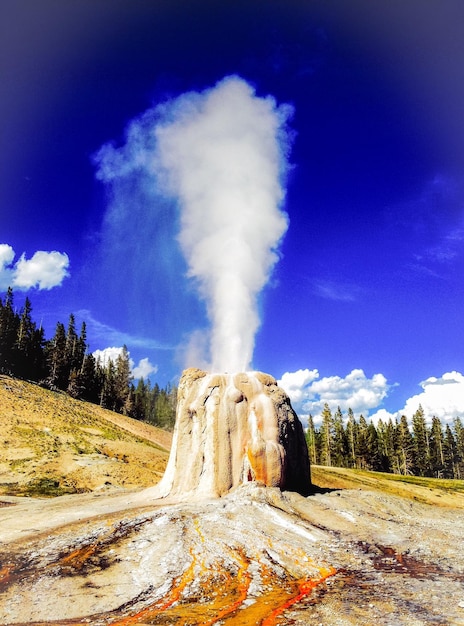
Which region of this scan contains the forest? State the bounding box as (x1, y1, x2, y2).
(0, 288, 177, 429)
(306, 403, 464, 480)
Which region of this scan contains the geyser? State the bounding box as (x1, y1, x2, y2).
(155, 76, 292, 372)
(148, 368, 311, 500)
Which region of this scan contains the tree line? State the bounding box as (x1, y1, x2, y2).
(306, 403, 464, 480)
(0, 288, 176, 429)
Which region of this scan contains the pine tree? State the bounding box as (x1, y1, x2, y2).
(14, 297, 36, 379)
(114, 345, 132, 414)
(443, 424, 458, 479)
(332, 406, 348, 467)
(412, 405, 430, 476)
(319, 403, 333, 466)
(356, 415, 369, 469)
(306, 414, 318, 465)
(78, 353, 101, 403)
(0, 287, 18, 374)
(100, 359, 117, 410)
(453, 417, 464, 479)
(366, 421, 382, 471)
(45, 322, 68, 389)
(345, 408, 357, 468)
(429, 416, 445, 478)
(132, 377, 148, 421)
(396, 415, 414, 475)
(377, 418, 395, 472)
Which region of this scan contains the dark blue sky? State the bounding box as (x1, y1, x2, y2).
(2, 0, 464, 423)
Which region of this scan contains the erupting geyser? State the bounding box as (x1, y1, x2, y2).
(147, 79, 309, 498)
(97, 77, 308, 500)
(148, 368, 311, 500)
(154, 76, 292, 372)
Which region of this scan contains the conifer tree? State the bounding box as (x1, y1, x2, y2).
(412, 405, 430, 476)
(100, 359, 117, 410)
(345, 408, 357, 469)
(443, 424, 458, 479)
(77, 353, 100, 403)
(306, 414, 318, 465)
(14, 297, 38, 379)
(319, 403, 333, 466)
(356, 415, 369, 469)
(45, 322, 68, 389)
(366, 421, 382, 471)
(429, 416, 445, 478)
(332, 406, 348, 467)
(453, 417, 464, 479)
(114, 345, 132, 414)
(132, 378, 148, 421)
(396, 415, 414, 475)
(0, 287, 18, 374)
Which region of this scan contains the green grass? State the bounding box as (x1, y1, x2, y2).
(311, 465, 464, 504)
(366, 469, 464, 493)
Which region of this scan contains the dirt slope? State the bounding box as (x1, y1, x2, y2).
(0, 375, 171, 496)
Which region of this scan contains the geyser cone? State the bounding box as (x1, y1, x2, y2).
(152, 368, 311, 500)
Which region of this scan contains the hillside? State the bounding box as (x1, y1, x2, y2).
(0, 375, 171, 496)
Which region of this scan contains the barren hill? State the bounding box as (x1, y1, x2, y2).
(0, 375, 171, 496)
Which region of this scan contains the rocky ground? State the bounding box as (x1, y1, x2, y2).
(1, 376, 464, 624)
(1, 482, 464, 625)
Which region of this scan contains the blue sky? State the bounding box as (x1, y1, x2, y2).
(2, 1, 464, 424)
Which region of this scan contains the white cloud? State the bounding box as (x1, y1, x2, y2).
(278, 368, 319, 405)
(371, 371, 464, 426)
(0, 244, 15, 288)
(132, 357, 158, 380)
(93, 347, 125, 367)
(0, 244, 69, 290)
(0, 244, 15, 266)
(93, 347, 157, 380)
(278, 368, 389, 425)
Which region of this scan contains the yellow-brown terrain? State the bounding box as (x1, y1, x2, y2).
(0, 375, 171, 496)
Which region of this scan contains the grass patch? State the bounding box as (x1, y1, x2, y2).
(311, 465, 464, 506)
(7, 477, 88, 498)
(367, 470, 464, 493)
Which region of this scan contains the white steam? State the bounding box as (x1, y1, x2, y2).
(154, 76, 292, 372)
(95, 76, 292, 373)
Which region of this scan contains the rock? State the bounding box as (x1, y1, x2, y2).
(149, 368, 311, 500)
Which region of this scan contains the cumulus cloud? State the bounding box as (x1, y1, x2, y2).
(0, 244, 69, 290)
(278, 368, 389, 424)
(93, 347, 125, 367)
(93, 346, 157, 381)
(278, 368, 320, 405)
(371, 371, 464, 426)
(132, 357, 158, 380)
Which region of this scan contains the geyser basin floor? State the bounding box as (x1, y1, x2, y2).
(1, 484, 464, 625)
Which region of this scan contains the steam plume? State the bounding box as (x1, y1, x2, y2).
(95, 76, 292, 373)
(155, 77, 292, 372)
